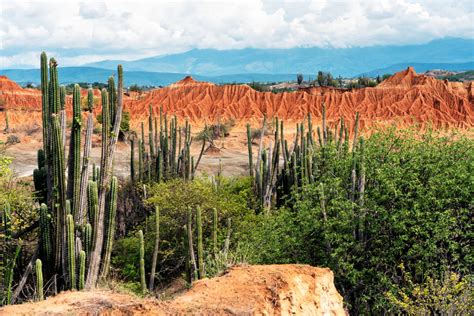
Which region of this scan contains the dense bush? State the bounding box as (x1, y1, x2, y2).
(112, 177, 256, 287)
(239, 129, 473, 313)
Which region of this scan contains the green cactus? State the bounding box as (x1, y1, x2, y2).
(33, 258, 45, 300)
(87, 88, 94, 112)
(51, 114, 67, 272)
(183, 225, 192, 284)
(100, 176, 118, 280)
(87, 181, 99, 240)
(78, 250, 86, 291)
(149, 104, 155, 158)
(108, 76, 116, 126)
(138, 230, 146, 295)
(35, 259, 44, 301)
(149, 206, 160, 290)
(130, 138, 135, 182)
(196, 207, 205, 279)
(67, 84, 82, 221)
(39, 204, 52, 270)
(246, 123, 253, 177)
(66, 214, 76, 289)
(213, 208, 218, 256)
(83, 223, 92, 261)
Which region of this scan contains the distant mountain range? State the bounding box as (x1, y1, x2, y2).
(1, 38, 473, 86)
(85, 38, 474, 77)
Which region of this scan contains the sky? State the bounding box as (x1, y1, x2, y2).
(1, 0, 473, 68)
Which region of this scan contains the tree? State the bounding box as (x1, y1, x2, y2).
(296, 74, 304, 85)
(317, 71, 324, 87)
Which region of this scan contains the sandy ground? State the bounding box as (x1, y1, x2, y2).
(0, 264, 346, 315)
(1, 128, 263, 179)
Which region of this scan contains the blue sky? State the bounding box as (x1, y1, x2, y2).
(1, 0, 473, 68)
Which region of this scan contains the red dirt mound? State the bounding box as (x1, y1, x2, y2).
(0, 264, 345, 315)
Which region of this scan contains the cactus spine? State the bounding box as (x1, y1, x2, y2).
(149, 206, 160, 291)
(78, 250, 86, 290)
(138, 230, 146, 295)
(196, 207, 205, 279)
(35, 259, 44, 301)
(66, 214, 76, 289)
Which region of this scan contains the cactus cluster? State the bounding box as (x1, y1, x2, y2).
(131, 106, 205, 183)
(246, 105, 365, 212)
(31, 52, 123, 295)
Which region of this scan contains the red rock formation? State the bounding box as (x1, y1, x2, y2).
(1, 68, 473, 131)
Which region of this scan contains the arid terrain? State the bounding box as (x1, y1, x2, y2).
(0, 264, 345, 315)
(1, 67, 473, 178)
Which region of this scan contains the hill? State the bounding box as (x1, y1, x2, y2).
(85, 38, 474, 77)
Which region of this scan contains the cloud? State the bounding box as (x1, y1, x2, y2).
(79, 1, 107, 19)
(0, 0, 473, 68)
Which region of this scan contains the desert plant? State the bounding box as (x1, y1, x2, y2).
(35, 259, 44, 301)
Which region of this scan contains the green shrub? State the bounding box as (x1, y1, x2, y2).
(239, 129, 474, 313)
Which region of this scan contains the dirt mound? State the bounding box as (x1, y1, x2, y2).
(0, 264, 345, 315)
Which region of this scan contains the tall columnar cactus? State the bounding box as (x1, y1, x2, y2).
(39, 203, 52, 270)
(78, 111, 93, 225)
(196, 207, 205, 279)
(87, 181, 99, 241)
(149, 104, 155, 158)
(78, 250, 86, 290)
(149, 206, 160, 291)
(100, 88, 110, 169)
(138, 230, 146, 295)
(51, 114, 67, 273)
(35, 259, 44, 301)
(212, 208, 218, 256)
(187, 208, 197, 281)
(108, 76, 116, 126)
(86, 65, 124, 289)
(246, 123, 253, 177)
(130, 139, 135, 182)
(4, 110, 9, 133)
(66, 214, 76, 289)
(67, 84, 82, 221)
(40, 52, 49, 154)
(82, 222, 91, 251)
(100, 176, 118, 280)
(183, 225, 192, 284)
(87, 88, 94, 112)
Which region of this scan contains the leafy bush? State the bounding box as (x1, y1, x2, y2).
(112, 176, 257, 286)
(239, 129, 474, 313)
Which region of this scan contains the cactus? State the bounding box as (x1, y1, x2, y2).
(108, 76, 116, 126)
(87, 181, 99, 241)
(67, 84, 82, 220)
(246, 123, 253, 177)
(130, 139, 135, 182)
(35, 259, 44, 301)
(183, 225, 192, 284)
(187, 208, 198, 281)
(87, 88, 94, 112)
(196, 207, 205, 279)
(149, 104, 155, 158)
(212, 208, 218, 256)
(149, 206, 160, 291)
(39, 204, 52, 270)
(138, 230, 146, 295)
(78, 250, 86, 290)
(51, 114, 67, 273)
(78, 112, 93, 225)
(100, 176, 118, 280)
(66, 214, 76, 289)
(83, 222, 92, 252)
